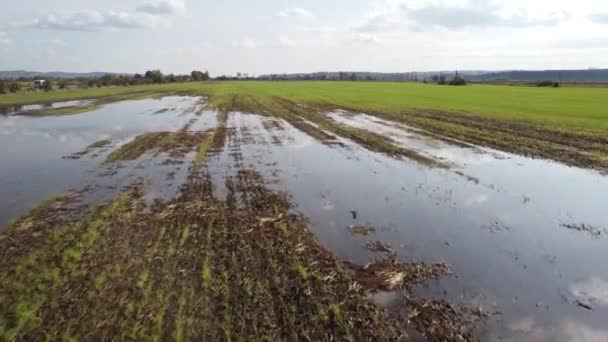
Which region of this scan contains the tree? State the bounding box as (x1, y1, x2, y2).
(448, 71, 467, 86)
(9, 82, 22, 93)
(144, 70, 164, 83)
(0, 80, 6, 94)
(349, 73, 357, 81)
(432, 75, 439, 82)
(43, 79, 53, 91)
(166, 74, 177, 83)
(59, 81, 68, 89)
(191, 70, 205, 81)
(438, 75, 446, 85)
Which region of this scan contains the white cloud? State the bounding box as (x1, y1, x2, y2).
(278, 35, 296, 47)
(590, 13, 608, 24)
(20, 9, 170, 31)
(233, 38, 258, 49)
(278, 8, 314, 20)
(355, 0, 564, 32)
(49, 39, 67, 46)
(0, 32, 11, 45)
(137, 0, 186, 16)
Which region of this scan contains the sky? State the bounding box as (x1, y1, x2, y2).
(1, 0, 608, 75)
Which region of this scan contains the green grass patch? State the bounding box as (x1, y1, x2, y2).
(4, 81, 608, 134)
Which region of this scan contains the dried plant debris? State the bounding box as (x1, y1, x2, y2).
(348, 224, 376, 236)
(105, 130, 210, 163)
(345, 259, 451, 292)
(454, 171, 480, 184)
(560, 223, 606, 238)
(64, 139, 112, 159)
(365, 241, 394, 254)
(0, 170, 414, 341)
(404, 298, 483, 342)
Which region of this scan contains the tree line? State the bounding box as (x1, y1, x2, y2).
(0, 70, 211, 93)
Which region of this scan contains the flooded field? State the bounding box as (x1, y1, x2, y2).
(1, 96, 607, 340)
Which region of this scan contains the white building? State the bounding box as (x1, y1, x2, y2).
(33, 80, 47, 89)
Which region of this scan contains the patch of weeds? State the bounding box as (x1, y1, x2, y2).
(365, 241, 393, 254)
(347, 224, 376, 236)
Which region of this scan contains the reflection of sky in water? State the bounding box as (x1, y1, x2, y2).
(0, 96, 203, 228)
(214, 112, 608, 341)
(0, 100, 97, 115)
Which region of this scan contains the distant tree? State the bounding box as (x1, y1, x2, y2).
(9, 82, 22, 93)
(536, 80, 554, 87)
(349, 73, 358, 81)
(144, 70, 164, 83)
(236, 72, 242, 79)
(338, 72, 346, 81)
(448, 71, 467, 86)
(432, 75, 439, 82)
(43, 79, 53, 91)
(438, 75, 446, 85)
(100, 74, 118, 86)
(0, 80, 6, 94)
(59, 81, 68, 89)
(202, 71, 210, 81)
(166, 74, 177, 83)
(191, 70, 206, 81)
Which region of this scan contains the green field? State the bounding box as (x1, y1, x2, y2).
(199, 82, 608, 133)
(3, 81, 608, 133)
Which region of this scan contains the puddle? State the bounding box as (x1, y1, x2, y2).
(0, 96, 204, 227)
(0, 99, 97, 116)
(204, 111, 608, 341)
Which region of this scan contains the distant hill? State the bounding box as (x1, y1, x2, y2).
(468, 69, 608, 82)
(0, 70, 131, 80)
(257, 69, 608, 83)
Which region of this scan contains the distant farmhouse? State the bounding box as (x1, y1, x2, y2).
(33, 80, 47, 89)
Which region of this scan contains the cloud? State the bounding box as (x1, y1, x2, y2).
(355, 0, 562, 33)
(233, 38, 258, 49)
(278, 8, 314, 20)
(589, 13, 608, 24)
(350, 32, 381, 44)
(20, 9, 170, 31)
(137, 0, 186, 16)
(49, 39, 67, 46)
(404, 2, 561, 29)
(278, 35, 296, 47)
(0, 32, 11, 45)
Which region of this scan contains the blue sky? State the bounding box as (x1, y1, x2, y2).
(1, 0, 608, 75)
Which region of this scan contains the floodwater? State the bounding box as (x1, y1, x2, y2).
(0, 96, 211, 226)
(0, 99, 96, 116)
(2, 97, 608, 341)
